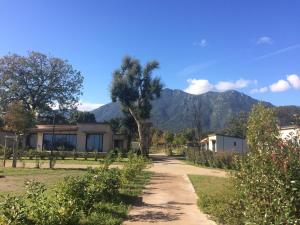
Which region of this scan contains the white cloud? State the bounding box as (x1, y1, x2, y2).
(269, 79, 290, 92)
(215, 79, 252, 92)
(77, 101, 103, 111)
(184, 79, 214, 95)
(184, 78, 254, 95)
(193, 39, 208, 47)
(257, 36, 273, 45)
(287, 74, 300, 89)
(251, 87, 269, 93)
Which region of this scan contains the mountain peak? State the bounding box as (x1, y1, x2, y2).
(92, 89, 272, 132)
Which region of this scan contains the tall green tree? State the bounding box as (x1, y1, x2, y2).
(224, 111, 248, 139)
(163, 132, 174, 144)
(3, 101, 35, 168)
(110, 56, 163, 156)
(4, 101, 35, 135)
(0, 51, 84, 113)
(69, 111, 96, 124)
(107, 114, 138, 150)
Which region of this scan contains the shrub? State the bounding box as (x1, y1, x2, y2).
(185, 147, 237, 169)
(0, 152, 150, 225)
(121, 152, 149, 185)
(231, 103, 300, 224)
(0, 180, 80, 225)
(57, 167, 121, 213)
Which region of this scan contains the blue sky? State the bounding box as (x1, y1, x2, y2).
(0, 0, 299, 110)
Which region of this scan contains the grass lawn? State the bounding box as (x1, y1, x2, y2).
(188, 175, 234, 224)
(0, 167, 85, 196)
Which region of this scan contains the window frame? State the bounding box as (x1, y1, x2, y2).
(85, 133, 103, 152)
(42, 133, 77, 151)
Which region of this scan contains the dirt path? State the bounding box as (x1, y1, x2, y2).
(123, 154, 227, 225)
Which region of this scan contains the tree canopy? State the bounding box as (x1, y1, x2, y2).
(3, 101, 35, 134)
(111, 56, 163, 120)
(224, 111, 248, 139)
(69, 111, 96, 124)
(0, 51, 84, 113)
(110, 56, 163, 155)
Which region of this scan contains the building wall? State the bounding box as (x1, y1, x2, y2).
(280, 128, 300, 141)
(33, 123, 116, 152)
(0, 131, 15, 148)
(207, 136, 217, 151)
(207, 135, 247, 153)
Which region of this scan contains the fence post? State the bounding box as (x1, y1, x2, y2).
(3, 138, 6, 167)
(193, 146, 196, 164)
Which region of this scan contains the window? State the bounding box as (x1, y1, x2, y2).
(114, 140, 124, 149)
(234, 141, 237, 146)
(26, 134, 37, 148)
(86, 134, 103, 152)
(212, 140, 216, 152)
(43, 134, 77, 151)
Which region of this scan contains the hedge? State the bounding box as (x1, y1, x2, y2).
(185, 146, 238, 170)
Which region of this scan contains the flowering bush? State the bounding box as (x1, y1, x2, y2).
(231, 104, 300, 224)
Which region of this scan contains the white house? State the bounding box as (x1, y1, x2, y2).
(279, 125, 300, 143)
(201, 133, 247, 153)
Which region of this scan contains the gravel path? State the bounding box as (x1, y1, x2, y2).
(123, 154, 227, 225)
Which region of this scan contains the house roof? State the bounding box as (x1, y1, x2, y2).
(279, 125, 300, 130)
(207, 133, 245, 140)
(29, 125, 78, 132)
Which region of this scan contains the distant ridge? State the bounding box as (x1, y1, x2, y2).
(92, 88, 275, 132)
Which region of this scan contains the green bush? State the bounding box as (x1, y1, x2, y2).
(58, 168, 121, 213)
(231, 104, 300, 224)
(0, 180, 80, 225)
(0, 152, 150, 225)
(121, 152, 149, 185)
(185, 147, 237, 169)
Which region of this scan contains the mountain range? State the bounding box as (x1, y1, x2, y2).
(92, 88, 300, 132)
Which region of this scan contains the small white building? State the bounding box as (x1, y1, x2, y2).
(201, 133, 247, 153)
(279, 125, 300, 143)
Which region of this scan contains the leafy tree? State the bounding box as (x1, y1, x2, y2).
(36, 111, 69, 125)
(173, 133, 186, 145)
(3, 101, 35, 168)
(224, 111, 248, 139)
(107, 114, 138, 150)
(69, 111, 96, 124)
(163, 132, 174, 144)
(0, 116, 3, 128)
(191, 98, 203, 142)
(111, 56, 163, 156)
(182, 128, 196, 143)
(0, 51, 83, 113)
(107, 118, 123, 133)
(4, 101, 35, 135)
(120, 113, 138, 150)
(151, 128, 164, 146)
(275, 106, 300, 126)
